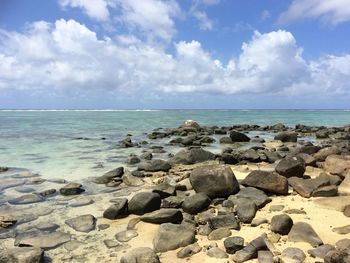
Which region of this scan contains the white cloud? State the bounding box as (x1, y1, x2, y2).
(0, 19, 350, 97)
(190, 0, 219, 31)
(261, 10, 271, 21)
(58, 0, 112, 21)
(278, 0, 350, 25)
(192, 11, 214, 31)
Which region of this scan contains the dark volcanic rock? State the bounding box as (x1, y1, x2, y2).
(242, 170, 288, 195)
(288, 222, 323, 247)
(121, 247, 160, 263)
(128, 192, 161, 215)
(308, 244, 335, 259)
(65, 214, 96, 233)
(138, 159, 171, 172)
(152, 182, 176, 198)
(153, 223, 196, 252)
(235, 199, 257, 223)
(208, 214, 240, 230)
(224, 236, 245, 254)
(274, 131, 298, 142)
(229, 187, 271, 208)
(190, 165, 239, 198)
(182, 193, 211, 214)
(0, 247, 44, 263)
(170, 147, 216, 165)
(232, 235, 267, 263)
(59, 183, 85, 195)
(103, 198, 128, 219)
(93, 167, 124, 184)
(162, 196, 184, 208)
(140, 209, 183, 224)
(270, 214, 293, 235)
(229, 130, 250, 142)
(275, 156, 305, 178)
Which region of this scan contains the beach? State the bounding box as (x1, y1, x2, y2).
(1, 112, 350, 263)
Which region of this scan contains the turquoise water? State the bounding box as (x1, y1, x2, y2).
(0, 110, 350, 180)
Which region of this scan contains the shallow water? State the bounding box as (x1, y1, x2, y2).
(0, 110, 349, 180)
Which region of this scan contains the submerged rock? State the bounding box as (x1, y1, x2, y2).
(15, 231, 71, 249)
(65, 214, 96, 233)
(8, 194, 44, 205)
(0, 247, 44, 263)
(115, 230, 138, 242)
(59, 183, 85, 195)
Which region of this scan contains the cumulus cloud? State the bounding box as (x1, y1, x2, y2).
(58, 0, 112, 21)
(278, 0, 350, 25)
(0, 19, 349, 97)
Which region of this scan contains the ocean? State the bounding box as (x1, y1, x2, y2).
(1, 109, 349, 180)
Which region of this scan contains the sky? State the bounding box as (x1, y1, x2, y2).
(0, 0, 350, 109)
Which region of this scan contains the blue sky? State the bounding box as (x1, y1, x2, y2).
(0, 0, 350, 109)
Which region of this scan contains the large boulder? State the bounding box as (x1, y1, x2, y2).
(169, 147, 216, 165)
(229, 187, 271, 208)
(182, 193, 211, 214)
(288, 176, 330, 198)
(275, 156, 305, 178)
(324, 155, 350, 177)
(0, 247, 44, 263)
(153, 223, 196, 252)
(288, 222, 323, 247)
(138, 159, 171, 172)
(190, 165, 239, 198)
(128, 192, 161, 215)
(229, 131, 250, 142)
(120, 247, 160, 263)
(242, 170, 288, 195)
(314, 146, 342, 162)
(92, 167, 124, 184)
(274, 132, 298, 142)
(103, 198, 128, 219)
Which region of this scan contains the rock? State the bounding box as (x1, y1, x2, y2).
(312, 185, 338, 197)
(0, 215, 17, 228)
(59, 183, 84, 195)
(152, 183, 176, 198)
(35, 222, 59, 232)
(324, 249, 350, 263)
(208, 228, 231, 240)
(308, 244, 335, 258)
(207, 247, 228, 258)
(288, 176, 329, 198)
(153, 223, 196, 252)
(8, 194, 44, 205)
(242, 170, 288, 195)
(344, 205, 350, 217)
(220, 137, 233, 144)
(297, 153, 317, 167)
(230, 130, 250, 142)
(122, 172, 144, 187)
(236, 199, 257, 223)
(269, 205, 285, 212)
(16, 231, 71, 249)
(232, 235, 267, 263)
(314, 146, 341, 162)
(93, 167, 124, 184)
(224, 236, 244, 254)
(339, 176, 350, 195)
(65, 214, 96, 233)
(281, 247, 306, 263)
(288, 222, 323, 247)
(103, 198, 128, 219)
(138, 159, 171, 172)
(0, 166, 9, 173)
(162, 196, 184, 208)
(258, 251, 273, 263)
(274, 132, 298, 142)
(120, 247, 160, 263)
(69, 196, 93, 207)
(63, 240, 85, 251)
(270, 214, 293, 235)
(177, 243, 201, 258)
(333, 225, 350, 235)
(314, 196, 350, 212)
(39, 189, 56, 197)
(127, 155, 141, 164)
(230, 187, 271, 208)
(221, 153, 240, 164)
(103, 239, 121, 249)
(128, 192, 161, 215)
(324, 155, 350, 177)
(115, 230, 138, 242)
(182, 193, 211, 214)
(179, 120, 201, 130)
(190, 165, 239, 198)
(336, 239, 350, 250)
(242, 149, 261, 163)
(141, 151, 153, 160)
(251, 218, 268, 227)
(140, 209, 183, 224)
(208, 214, 240, 230)
(275, 156, 305, 178)
(265, 151, 282, 163)
(0, 247, 44, 263)
(169, 147, 216, 165)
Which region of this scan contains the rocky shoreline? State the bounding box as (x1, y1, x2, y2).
(1, 120, 350, 263)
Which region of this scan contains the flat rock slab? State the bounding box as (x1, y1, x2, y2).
(65, 214, 96, 233)
(0, 247, 44, 263)
(70, 196, 94, 207)
(0, 180, 25, 192)
(140, 209, 183, 224)
(115, 230, 138, 242)
(308, 244, 335, 258)
(120, 247, 160, 263)
(229, 187, 271, 208)
(288, 222, 323, 247)
(8, 194, 44, 205)
(333, 225, 350, 235)
(153, 223, 196, 252)
(314, 196, 350, 212)
(16, 231, 71, 249)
